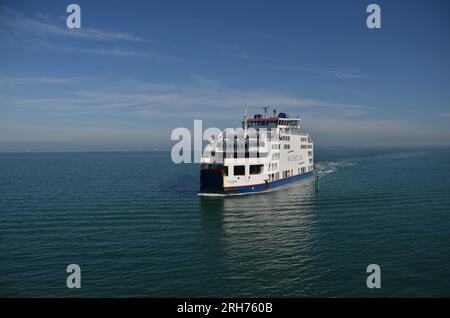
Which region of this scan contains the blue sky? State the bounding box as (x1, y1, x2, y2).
(0, 0, 449, 151)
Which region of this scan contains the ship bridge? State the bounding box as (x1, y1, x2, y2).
(242, 112, 302, 129)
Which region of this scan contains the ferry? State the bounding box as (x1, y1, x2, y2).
(200, 108, 314, 194)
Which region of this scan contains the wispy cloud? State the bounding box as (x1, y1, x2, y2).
(0, 75, 86, 86)
(0, 74, 368, 119)
(1, 74, 449, 148)
(0, 6, 150, 43)
(0, 6, 152, 57)
(203, 41, 313, 68)
(304, 116, 450, 147)
(203, 41, 367, 80)
(319, 69, 368, 80)
(42, 42, 154, 57)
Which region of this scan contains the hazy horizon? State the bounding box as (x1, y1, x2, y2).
(1, 144, 449, 154)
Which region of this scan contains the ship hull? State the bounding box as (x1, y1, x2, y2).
(200, 171, 314, 195)
(200, 169, 224, 193)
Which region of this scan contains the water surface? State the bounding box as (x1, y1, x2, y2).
(1, 149, 449, 297)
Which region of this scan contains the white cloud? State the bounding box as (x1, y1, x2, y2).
(0, 6, 150, 43)
(0, 6, 152, 58)
(305, 116, 450, 147)
(203, 41, 367, 80)
(1, 74, 448, 148)
(43, 43, 153, 57)
(0, 74, 368, 116)
(203, 41, 313, 68)
(319, 70, 368, 80)
(0, 76, 85, 86)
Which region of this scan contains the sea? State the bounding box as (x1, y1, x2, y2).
(1, 148, 449, 297)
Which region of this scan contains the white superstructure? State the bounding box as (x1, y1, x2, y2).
(200, 109, 314, 194)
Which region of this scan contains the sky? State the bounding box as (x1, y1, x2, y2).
(0, 0, 449, 151)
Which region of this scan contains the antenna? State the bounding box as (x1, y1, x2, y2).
(244, 102, 248, 136)
(262, 106, 269, 118)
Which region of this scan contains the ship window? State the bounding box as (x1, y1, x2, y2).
(250, 164, 263, 175)
(234, 165, 245, 176)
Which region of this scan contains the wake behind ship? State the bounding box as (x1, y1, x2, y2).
(200, 109, 314, 194)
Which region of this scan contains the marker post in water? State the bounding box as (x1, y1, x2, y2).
(315, 175, 320, 193)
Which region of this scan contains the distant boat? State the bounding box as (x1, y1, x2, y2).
(200, 109, 314, 194)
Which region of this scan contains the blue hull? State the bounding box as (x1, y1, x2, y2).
(200, 171, 314, 194)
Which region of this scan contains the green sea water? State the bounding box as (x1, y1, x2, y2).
(0, 148, 449, 297)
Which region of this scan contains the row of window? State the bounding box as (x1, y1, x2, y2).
(279, 120, 299, 127)
(203, 163, 313, 177)
(268, 162, 278, 171)
(248, 120, 278, 127)
(282, 170, 294, 178)
(233, 164, 264, 176)
(269, 172, 279, 181)
(223, 152, 268, 159)
(282, 166, 313, 178)
(217, 141, 266, 149)
(249, 141, 265, 147)
(280, 135, 290, 141)
(211, 144, 309, 157)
